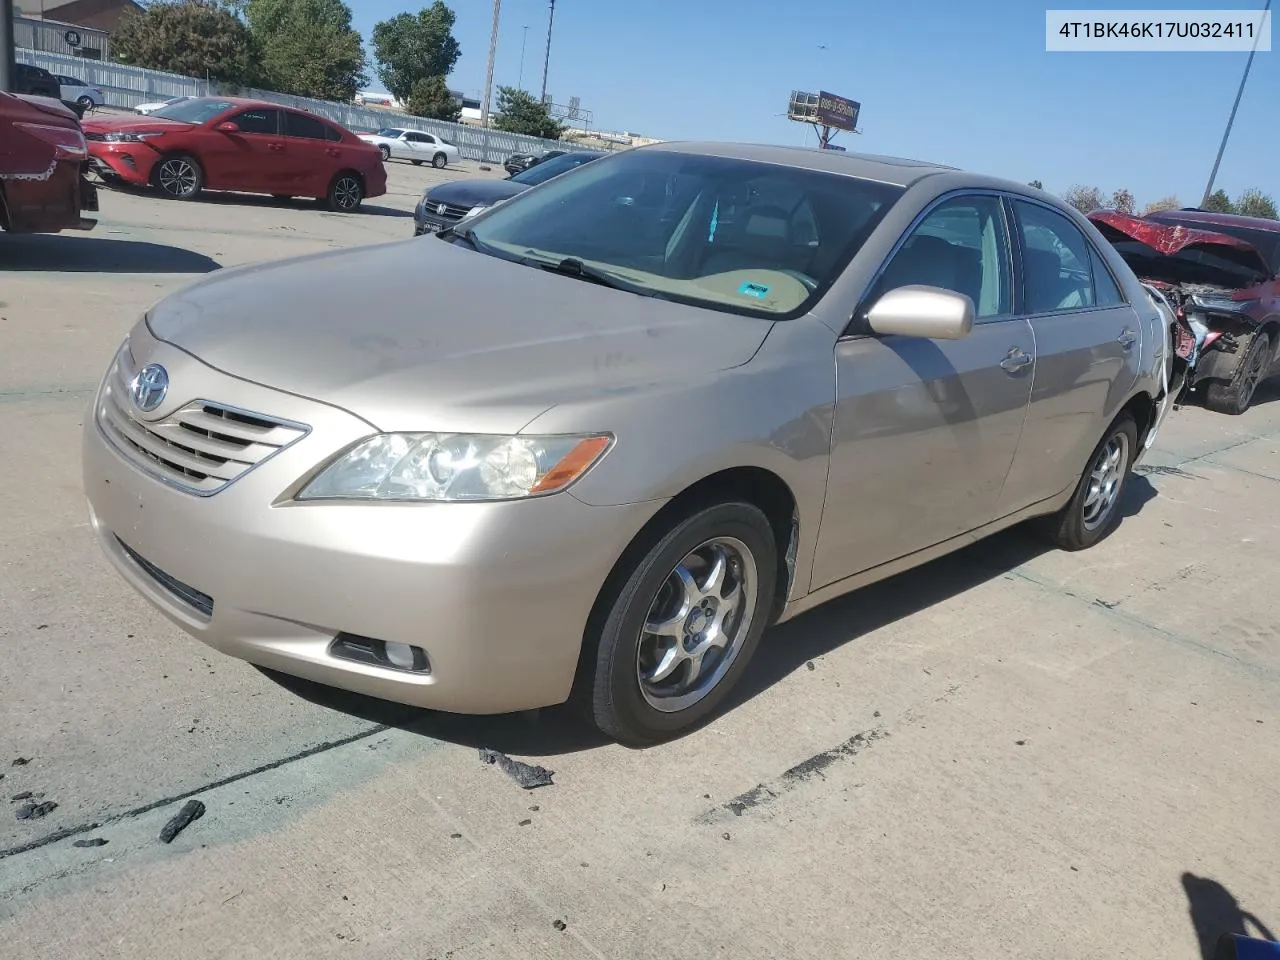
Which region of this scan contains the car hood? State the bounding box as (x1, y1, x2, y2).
(145, 238, 774, 433)
(424, 178, 529, 208)
(1089, 210, 1273, 287)
(82, 114, 192, 135)
(7, 92, 78, 124)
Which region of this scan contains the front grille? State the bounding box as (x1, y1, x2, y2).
(117, 537, 214, 617)
(97, 349, 309, 495)
(422, 200, 470, 224)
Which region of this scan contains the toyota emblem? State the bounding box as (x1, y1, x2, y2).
(129, 363, 169, 413)
(437, 203, 448, 215)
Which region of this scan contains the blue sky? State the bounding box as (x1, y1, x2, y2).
(349, 0, 1277, 206)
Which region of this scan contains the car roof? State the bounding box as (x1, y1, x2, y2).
(638, 141, 959, 187)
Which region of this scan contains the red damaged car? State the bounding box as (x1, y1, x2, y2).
(0, 90, 98, 235)
(1090, 209, 1280, 415)
(82, 96, 386, 212)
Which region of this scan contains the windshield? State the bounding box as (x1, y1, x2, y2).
(510, 153, 602, 187)
(150, 98, 236, 124)
(376, 128, 405, 138)
(466, 149, 904, 317)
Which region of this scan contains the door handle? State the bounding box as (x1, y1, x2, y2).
(326, 148, 340, 157)
(1000, 347, 1033, 373)
(267, 143, 284, 152)
(1117, 328, 1137, 349)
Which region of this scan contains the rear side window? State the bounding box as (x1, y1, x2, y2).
(230, 109, 280, 135)
(284, 111, 329, 141)
(324, 125, 344, 143)
(1089, 246, 1126, 306)
(1014, 201, 1097, 313)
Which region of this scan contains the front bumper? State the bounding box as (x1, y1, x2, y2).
(86, 142, 154, 185)
(82, 333, 663, 714)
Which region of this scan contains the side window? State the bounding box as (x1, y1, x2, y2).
(1014, 201, 1097, 313)
(872, 195, 1011, 319)
(324, 126, 344, 143)
(229, 109, 280, 135)
(283, 111, 329, 140)
(1089, 246, 1126, 306)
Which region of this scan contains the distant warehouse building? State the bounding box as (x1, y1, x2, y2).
(11, 0, 142, 59)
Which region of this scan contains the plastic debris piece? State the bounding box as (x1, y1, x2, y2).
(159, 799, 205, 843)
(74, 838, 108, 848)
(15, 801, 56, 820)
(478, 748, 554, 790)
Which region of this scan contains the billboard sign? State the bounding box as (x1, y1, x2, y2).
(815, 91, 860, 131)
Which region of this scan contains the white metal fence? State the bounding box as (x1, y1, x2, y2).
(16, 48, 595, 163)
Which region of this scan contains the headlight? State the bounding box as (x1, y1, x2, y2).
(104, 131, 165, 143)
(298, 433, 612, 502)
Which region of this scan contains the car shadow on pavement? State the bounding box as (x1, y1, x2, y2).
(260, 481, 1160, 758)
(93, 180, 413, 217)
(1182, 872, 1276, 959)
(0, 234, 221, 273)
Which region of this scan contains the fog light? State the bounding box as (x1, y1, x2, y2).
(384, 642, 418, 670)
(330, 633, 430, 673)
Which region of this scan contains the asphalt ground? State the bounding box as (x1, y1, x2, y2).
(1, 159, 1277, 959)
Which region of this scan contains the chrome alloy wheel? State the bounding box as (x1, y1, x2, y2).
(157, 158, 197, 197)
(636, 537, 757, 713)
(1082, 430, 1130, 531)
(332, 175, 362, 211)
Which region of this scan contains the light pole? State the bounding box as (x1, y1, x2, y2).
(540, 0, 555, 105)
(518, 25, 529, 90)
(480, 0, 502, 129)
(1200, 0, 1271, 207)
(1, 0, 15, 93)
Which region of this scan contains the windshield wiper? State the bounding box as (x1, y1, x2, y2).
(536, 257, 668, 299)
(436, 223, 479, 248)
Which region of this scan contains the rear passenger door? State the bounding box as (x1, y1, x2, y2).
(281, 111, 335, 194)
(811, 193, 1035, 589)
(996, 198, 1142, 515)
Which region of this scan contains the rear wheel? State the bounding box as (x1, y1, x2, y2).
(326, 172, 364, 212)
(76, 95, 93, 109)
(1037, 413, 1137, 551)
(583, 501, 777, 745)
(1204, 331, 1270, 416)
(151, 154, 203, 200)
(432, 152, 447, 169)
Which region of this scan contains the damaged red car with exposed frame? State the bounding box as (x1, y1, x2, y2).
(1089, 208, 1280, 416)
(0, 90, 98, 235)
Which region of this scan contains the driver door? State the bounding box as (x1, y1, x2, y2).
(202, 107, 284, 193)
(810, 192, 1035, 590)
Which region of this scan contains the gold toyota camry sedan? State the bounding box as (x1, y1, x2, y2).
(83, 143, 1175, 744)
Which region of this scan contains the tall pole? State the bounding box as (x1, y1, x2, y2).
(540, 0, 555, 104)
(1200, 0, 1270, 207)
(0, 0, 15, 93)
(518, 25, 528, 90)
(479, 0, 501, 129)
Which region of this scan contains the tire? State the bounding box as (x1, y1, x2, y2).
(1204, 331, 1270, 416)
(432, 152, 447, 169)
(326, 172, 363, 212)
(1037, 412, 1138, 551)
(76, 95, 93, 109)
(150, 154, 203, 200)
(378, 144, 390, 162)
(583, 501, 777, 746)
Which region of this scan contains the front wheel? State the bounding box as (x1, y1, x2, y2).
(1037, 412, 1137, 551)
(1204, 331, 1270, 416)
(378, 144, 390, 162)
(583, 501, 777, 746)
(326, 172, 363, 212)
(151, 154, 203, 200)
(432, 152, 447, 169)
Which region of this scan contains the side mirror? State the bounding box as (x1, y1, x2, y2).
(215, 121, 240, 133)
(865, 285, 974, 340)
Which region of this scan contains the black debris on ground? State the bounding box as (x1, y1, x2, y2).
(552, 920, 567, 932)
(10, 791, 33, 802)
(806, 661, 815, 671)
(518, 819, 532, 827)
(159, 799, 206, 843)
(528, 805, 539, 812)
(1015, 739, 1027, 746)
(11, 758, 30, 766)
(73, 838, 108, 848)
(449, 832, 462, 839)
(37, 624, 48, 630)
(873, 710, 881, 718)
(15, 801, 57, 820)
(478, 748, 554, 790)
(722, 832, 731, 841)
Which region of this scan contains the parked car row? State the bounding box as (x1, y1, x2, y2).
(503, 149, 566, 175)
(355, 127, 460, 168)
(83, 97, 387, 211)
(84, 142, 1210, 745)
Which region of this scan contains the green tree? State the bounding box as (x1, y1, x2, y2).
(493, 86, 564, 139)
(371, 2, 461, 103)
(113, 0, 256, 85)
(1143, 195, 1181, 214)
(1027, 180, 1043, 190)
(1063, 184, 1105, 214)
(1109, 188, 1135, 215)
(1203, 188, 1236, 214)
(246, 0, 367, 101)
(1235, 187, 1278, 220)
(406, 75, 461, 122)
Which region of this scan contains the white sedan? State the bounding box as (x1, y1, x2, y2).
(55, 74, 106, 109)
(135, 96, 194, 115)
(357, 128, 460, 168)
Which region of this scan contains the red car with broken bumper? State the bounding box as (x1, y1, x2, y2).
(0, 91, 97, 234)
(82, 96, 386, 212)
